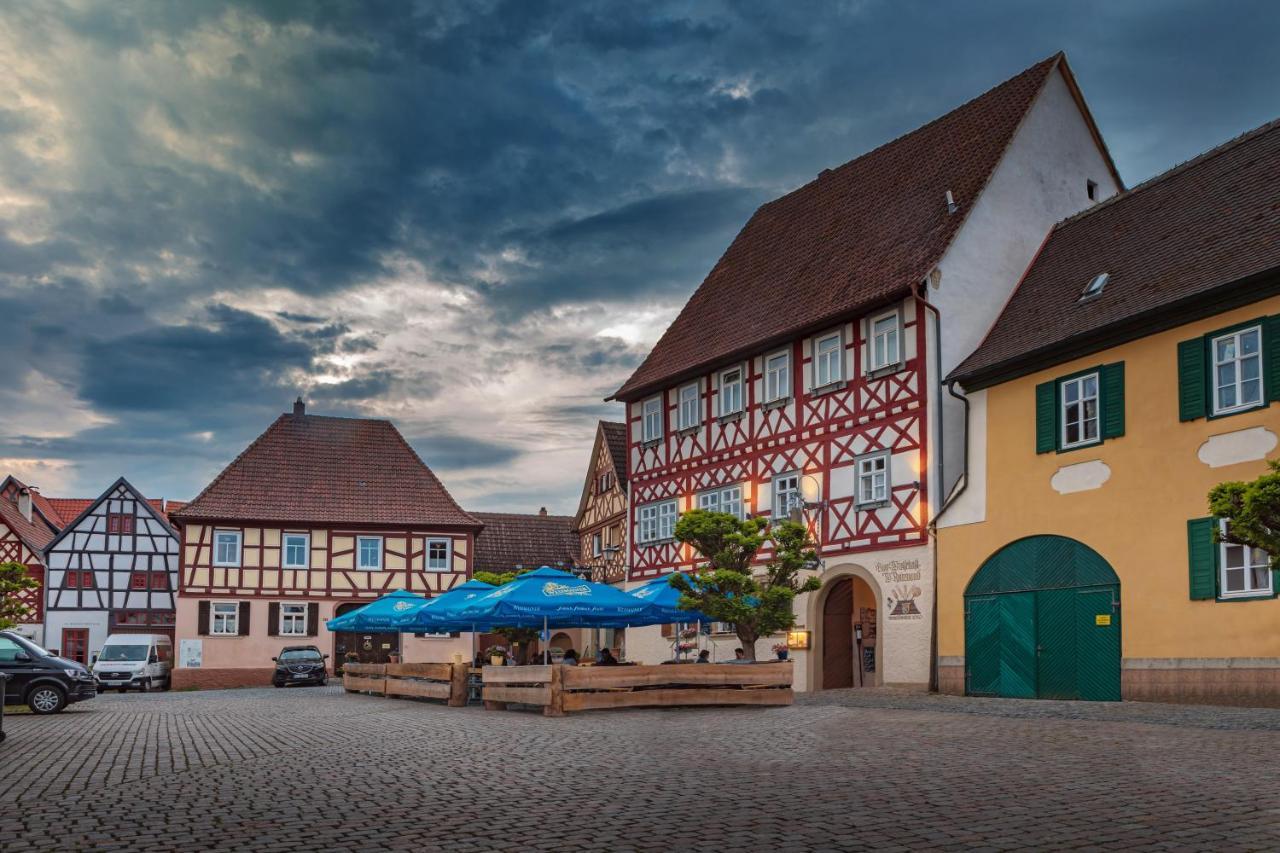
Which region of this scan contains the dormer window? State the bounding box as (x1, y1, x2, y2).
(1080, 273, 1108, 301)
(718, 367, 743, 416)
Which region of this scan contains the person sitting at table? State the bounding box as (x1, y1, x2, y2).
(696, 650, 711, 664)
(598, 648, 620, 666)
(562, 649, 579, 666)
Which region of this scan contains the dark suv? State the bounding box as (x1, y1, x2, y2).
(0, 630, 97, 714)
(271, 646, 329, 687)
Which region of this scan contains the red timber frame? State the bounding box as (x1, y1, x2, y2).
(628, 300, 929, 581)
(0, 533, 44, 623)
(178, 521, 475, 600)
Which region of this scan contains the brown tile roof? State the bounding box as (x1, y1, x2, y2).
(171, 411, 479, 527)
(600, 421, 628, 488)
(951, 118, 1280, 388)
(0, 479, 57, 552)
(45, 498, 93, 526)
(614, 53, 1104, 400)
(470, 511, 579, 574)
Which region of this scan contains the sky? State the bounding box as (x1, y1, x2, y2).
(1, 1, 1277, 513)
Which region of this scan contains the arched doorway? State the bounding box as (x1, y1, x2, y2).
(821, 575, 878, 689)
(332, 602, 400, 672)
(964, 535, 1121, 701)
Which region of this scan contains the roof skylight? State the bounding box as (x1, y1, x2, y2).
(1079, 272, 1109, 301)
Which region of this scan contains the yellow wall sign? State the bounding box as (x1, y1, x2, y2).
(1095, 614, 1112, 626)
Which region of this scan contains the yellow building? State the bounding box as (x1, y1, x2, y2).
(937, 120, 1280, 705)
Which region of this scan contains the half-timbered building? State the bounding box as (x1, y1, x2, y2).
(471, 508, 583, 660)
(611, 54, 1122, 690)
(169, 400, 482, 689)
(0, 476, 60, 644)
(42, 478, 182, 665)
(573, 421, 628, 586)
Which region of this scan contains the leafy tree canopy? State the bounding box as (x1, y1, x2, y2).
(1209, 459, 1280, 568)
(0, 561, 39, 631)
(669, 509, 822, 662)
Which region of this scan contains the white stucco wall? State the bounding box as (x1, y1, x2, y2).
(937, 389, 987, 528)
(932, 66, 1121, 498)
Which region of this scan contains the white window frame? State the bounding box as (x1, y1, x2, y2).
(213, 530, 242, 567)
(718, 366, 744, 417)
(1218, 520, 1272, 599)
(282, 533, 309, 569)
(638, 500, 677, 544)
(1211, 326, 1264, 416)
(1060, 372, 1101, 449)
(642, 397, 663, 443)
(764, 350, 790, 403)
(592, 532, 603, 557)
(357, 536, 383, 571)
(868, 309, 901, 373)
(211, 601, 239, 636)
(279, 602, 308, 636)
(856, 451, 891, 508)
(814, 332, 843, 388)
(678, 383, 700, 430)
(425, 537, 451, 572)
(699, 484, 744, 520)
(772, 472, 801, 520)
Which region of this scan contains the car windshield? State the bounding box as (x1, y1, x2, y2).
(99, 645, 149, 662)
(279, 649, 322, 662)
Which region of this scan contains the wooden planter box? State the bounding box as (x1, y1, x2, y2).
(482, 662, 793, 716)
(342, 661, 468, 707)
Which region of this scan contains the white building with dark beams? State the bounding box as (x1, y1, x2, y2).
(43, 477, 182, 665)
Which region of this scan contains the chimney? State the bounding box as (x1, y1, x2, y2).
(538, 506, 548, 516)
(293, 397, 306, 417)
(17, 488, 33, 523)
(945, 190, 958, 214)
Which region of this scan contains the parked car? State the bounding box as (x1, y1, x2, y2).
(0, 630, 97, 714)
(91, 634, 173, 693)
(271, 646, 329, 687)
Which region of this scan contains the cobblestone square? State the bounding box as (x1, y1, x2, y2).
(2, 687, 1278, 851)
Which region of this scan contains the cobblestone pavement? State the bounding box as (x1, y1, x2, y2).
(2, 686, 1278, 851)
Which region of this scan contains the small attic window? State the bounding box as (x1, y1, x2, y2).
(1080, 272, 1109, 301)
(1086, 179, 1098, 201)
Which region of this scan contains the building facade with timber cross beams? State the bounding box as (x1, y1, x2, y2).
(610, 53, 1123, 690)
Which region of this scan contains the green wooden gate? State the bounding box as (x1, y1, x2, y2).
(964, 536, 1121, 701)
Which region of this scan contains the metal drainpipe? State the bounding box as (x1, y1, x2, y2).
(913, 281, 944, 693)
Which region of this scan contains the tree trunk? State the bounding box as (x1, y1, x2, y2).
(736, 626, 759, 662)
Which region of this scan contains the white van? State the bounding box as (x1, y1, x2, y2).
(92, 634, 173, 692)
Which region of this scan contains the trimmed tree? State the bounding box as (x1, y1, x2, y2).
(669, 509, 822, 662)
(1208, 459, 1280, 568)
(0, 561, 39, 631)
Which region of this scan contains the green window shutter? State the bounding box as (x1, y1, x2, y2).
(1186, 517, 1218, 600)
(1264, 314, 1280, 403)
(1100, 362, 1125, 439)
(1177, 337, 1207, 421)
(1035, 380, 1057, 454)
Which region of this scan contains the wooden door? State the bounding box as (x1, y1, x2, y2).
(822, 578, 854, 689)
(62, 628, 89, 665)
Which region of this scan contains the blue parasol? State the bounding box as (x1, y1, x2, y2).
(455, 566, 650, 630)
(391, 579, 495, 632)
(324, 589, 426, 633)
(627, 574, 716, 625)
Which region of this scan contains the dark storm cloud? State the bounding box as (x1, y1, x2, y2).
(2, 0, 1279, 506)
(79, 304, 313, 415)
(408, 433, 522, 471)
